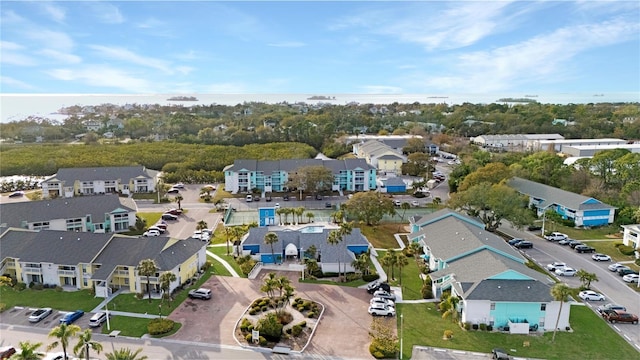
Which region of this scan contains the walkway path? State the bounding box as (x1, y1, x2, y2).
(207, 244, 241, 277)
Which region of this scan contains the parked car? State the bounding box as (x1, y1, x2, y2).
(568, 240, 584, 248)
(555, 267, 577, 276)
(143, 229, 160, 237)
(8, 191, 24, 198)
(165, 208, 183, 215)
(575, 245, 596, 253)
(366, 281, 391, 294)
(596, 303, 627, 314)
(192, 230, 210, 241)
(527, 224, 542, 231)
(161, 213, 179, 221)
(491, 348, 510, 360)
(368, 304, 396, 317)
(544, 232, 568, 241)
(591, 253, 611, 262)
(557, 238, 572, 245)
(275, 203, 281, 209)
(167, 188, 180, 194)
(618, 268, 638, 277)
(283, 194, 290, 201)
(622, 273, 640, 283)
(148, 226, 165, 234)
(507, 238, 524, 246)
(188, 288, 212, 300)
(608, 263, 629, 272)
(393, 200, 402, 207)
(28, 307, 52, 323)
(88, 312, 109, 327)
(514, 241, 533, 249)
(546, 262, 568, 272)
(245, 194, 253, 202)
(325, 202, 332, 208)
(172, 183, 185, 189)
(601, 309, 639, 324)
(410, 200, 420, 207)
(373, 289, 396, 302)
(578, 290, 605, 301)
(370, 297, 395, 308)
(59, 310, 84, 325)
(266, 194, 272, 202)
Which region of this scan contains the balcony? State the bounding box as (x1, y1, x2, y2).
(23, 267, 42, 275)
(57, 270, 76, 276)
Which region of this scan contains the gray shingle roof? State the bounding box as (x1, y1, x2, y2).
(508, 177, 614, 210)
(384, 178, 406, 186)
(0, 229, 114, 265)
(46, 166, 154, 183)
(464, 279, 553, 302)
(0, 195, 135, 229)
(225, 159, 375, 174)
(242, 225, 369, 263)
(409, 208, 484, 229)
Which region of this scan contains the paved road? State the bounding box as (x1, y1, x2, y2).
(499, 226, 640, 351)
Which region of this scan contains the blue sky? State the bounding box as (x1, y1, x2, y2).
(1, 1, 639, 95)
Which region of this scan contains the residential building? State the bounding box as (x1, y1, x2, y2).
(41, 166, 159, 199)
(621, 224, 640, 250)
(0, 195, 136, 233)
(408, 209, 569, 333)
(223, 159, 376, 194)
(0, 229, 207, 298)
(353, 140, 406, 175)
(381, 177, 407, 193)
(240, 224, 370, 273)
(508, 177, 616, 227)
(471, 134, 564, 152)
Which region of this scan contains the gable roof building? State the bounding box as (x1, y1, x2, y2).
(0, 229, 207, 298)
(0, 195, 136, 233)
(407, 209, 568, 334)
(41, 166, 159, 199)
(507, 177, 616, 227)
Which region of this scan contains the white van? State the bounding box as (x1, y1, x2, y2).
(245, 194, 253, 202)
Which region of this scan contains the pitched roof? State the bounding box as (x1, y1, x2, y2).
(507, 177, 615, 210)
(242, 225, 369, 263)
(384, 177, 406, 186)
(0, 229, 114, 265)
(225, 159, 375, 174)
(409, 208, 484, 234)
(0, 195, 136, 228)
(46, 166, 155, 183)
(464, 279, 553, 302)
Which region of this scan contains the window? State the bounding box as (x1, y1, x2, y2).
(32, 221, 50, 230)
(490, 303, 495, 310)
(66, 218, 83, 231)
(113, 213, 129, 232)
(541, 303, 547, 311)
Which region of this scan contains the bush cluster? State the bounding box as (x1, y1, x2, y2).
(615, 243, 636, 256)
(148, 318, 175, 335)
(369, 340, 397, 359)
(362, 274, 380, 282)
(291, 324, 303, 336)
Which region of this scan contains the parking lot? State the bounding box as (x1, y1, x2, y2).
(167, 272, 379, 358)
(0, 306, 101, 332)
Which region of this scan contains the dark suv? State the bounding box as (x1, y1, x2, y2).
(492, 348, 510, 360)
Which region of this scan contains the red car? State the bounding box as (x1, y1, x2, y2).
(165, 208, 183, 215)
(601, 309, 639, 324)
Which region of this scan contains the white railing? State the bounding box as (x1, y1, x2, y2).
(57, 270, 76, 276)
(248, 262, 263, 280)
(23, 267, 42, 274)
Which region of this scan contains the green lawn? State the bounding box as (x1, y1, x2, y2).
(396, 303, 638, 360)
(0, 287, 102, 312)
(207, 246, 246, 277)
(209, 223, 229, 245)
(376, 250, 425, 300)
(358, 223, 404, 248)
(207, 254, 232, 277)
(542, 223, 620, 240)
(580, 240, 638, 265)
(101, 316, 151, 337)
(137, 212, 162, 228)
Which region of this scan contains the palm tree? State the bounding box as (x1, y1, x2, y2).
(264, 232, 279, 264)
(260, 272, 278, 303)
(105, 348, 148, 360)
(577, 269, 598, 289)
(48, 323, 81, 360)
(295, 207, 305, 224)
(397, 202, 411, 231)
(224, 226, 232, 255)
(196, 220, 208, 231)
(441, 293, 460, 323)
(304, 258, 320, 277)
(396, 253, 409, 285)
(159, 271, 177, 308)
(551, 283, 571, 342)
(409, 241, 422, 264)
(276, 208, 285, 225)
(351, 253, 369, 277)
(137, 258, 159, 303)
(382, 249, 397, 281)
(13, 341, 44, 360)
(305, 212, 315, 223)
(73, 329, 103, 360)
(174, 194, 183, 209)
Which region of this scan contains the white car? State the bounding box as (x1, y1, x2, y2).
(622, 274, 639, 283)
(546, 262, 568, 271)
(172, 183, 185, 189)
(274, 203, 281, 209)
(143, 229, 160, 237)
(28, 307, 52, 323)
(411, 200, 420, 207)
(192, 230, 211, 241)
(578, 290, 605, 301)
(544, 232, 568, 241)
(555, 267, 577, 276)
(591, 253, 611, 262)
(373, 289, 396, 301)
(370, 297, 395, 308)
(608, 263, 629, 272)
(148, 226, 165, 234)
(368, 304, 396, 317)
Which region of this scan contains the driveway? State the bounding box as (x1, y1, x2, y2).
(167, 273, 377, 359)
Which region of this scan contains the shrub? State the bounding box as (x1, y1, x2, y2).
(615, 243, 636, 256)
(258, 336, 267, 346)
(32, 283, 43, 290)
(421, 283, 433, 299)
(307, 311, 316, 318)
(261, 306, 268, 312)
(297, 320, 307, 328)
(55, 286, 63, 292)
(135, 292, 144, 300)
(240, 318, 252, 332)
(479, 323, 487, 331)
(291, 324, 302, 337)
(278, 311, 293, 325)
(302, 301, 311, 310)
(443, 330, 453, 339)
(362, 274, 380, 282)
(255, 312, 283, 341)
(259, 299, 268, 307)
(148, 318, 175, 335)
(0, 303, 7, 312)
(297, 305, 305, 312)
(463, 322, 471, 330)
(285, 328, 292, 334)
(15, 282, 26, 291)
(249, 309, 258, 315)
(245, 333, 252, 342)
(294, 297, 302, 304)
(369, 339, 397, 359)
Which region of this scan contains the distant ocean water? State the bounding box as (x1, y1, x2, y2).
(1, 92, 639, 123)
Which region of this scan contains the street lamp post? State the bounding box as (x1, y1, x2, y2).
(400, 313, 404, 360)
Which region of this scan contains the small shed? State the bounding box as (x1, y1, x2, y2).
(384, 177, 407, 193)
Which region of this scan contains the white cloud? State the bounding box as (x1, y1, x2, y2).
(359, 85, 403, 94)
(175, 66, 194, 75)
(25, 29, 74, 52)
(0, 10, 25, 24)
(41, 2, 66, 23)
(0, 40, 24, 51)
(47, 65, 153, 92)
(88, 45, 172, 73)
(267, 41, 306, 48)
(0, 51, 37, 66)
(39, 49, 82, 64)
(0, 76, 36, 90)
(420, 18, 640, 92)
(136, 17, 164, 29)
(88, 2, 124, 24)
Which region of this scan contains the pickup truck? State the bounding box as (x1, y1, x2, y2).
(601, 309, 639, 324)
(188, 288, 212, 300)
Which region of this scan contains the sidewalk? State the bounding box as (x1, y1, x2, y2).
(207, 244, 240, 277)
